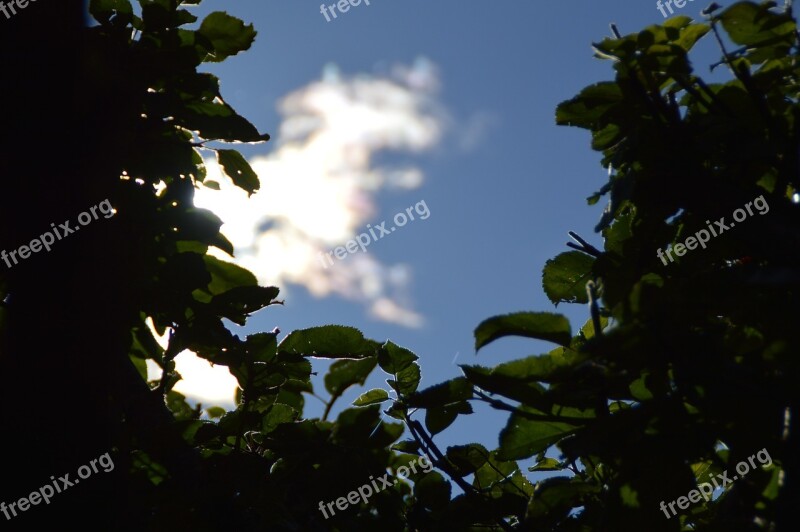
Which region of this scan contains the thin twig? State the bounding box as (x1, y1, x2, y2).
(473, 390, 593, 425)
(406, 418, 515, 532)
(567, 231, 602, 258)
(586, 281, 604, 339)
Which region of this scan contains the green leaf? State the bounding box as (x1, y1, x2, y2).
(425, 402, 472, 435)
(335, 406, 404, 448)
(353, 388, 390, 407)
(210, 286, 281, 325)
(543, 251, 594, 305)
(173, 208, 224, 245)
(461, 364, 550, 408)
(324, 357, 378, 397)
(178, 101, 269, 143)
(378, 341, 419, 373)
(414, 472, 451, 510)
(89, 0, 132, 24)
(528, 457, 564, 472)
(387, 363, 421, 396)
(472, 451, 521, 494)
(203, 255, 257, 296)
(166, 391, 197, 422)
(391, 440, 421, 453)
(591, 123, 622, 151)
(629, 374, 654, 401)
(556, 82, 622, 129)
(197, 12, 257, 62)
(446, 444, 490, 477)
(498, 411, 579, 460)
(206, 406, 227, 419)
(278, 325, 379, 359)
(159, 252, 212, 294)
(131, 451, 169, 486)
(261, 403, 297, 433)
(216, 149, 260, 195)
(130, 355, 148, 381)
(475, 347, 582, 384)
(130, 321, 164, 360)
(601, 213, 632, 256)
(675, 24, 710, 51)
(246, 332, 279, 363)
(720, 3, 795, 49)
(406, 377, 473, 408)
(475, 312, 572, 351)
(526, 478, 599, 519)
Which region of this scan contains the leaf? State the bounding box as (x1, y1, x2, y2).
(278, 325, 379, 359)
(203, 255, 257, 296)
(526, 478, 599, 519)
(475, 312, 572, 351)
(353, 388, 390, 407)
(676, 24, 711, 51)
(446, 444, 490, 476)
(261, 403, 297, 434)
(210, 285, 281, 325)
(528, 457, 563, 472)
(335, 406, 404, 448)
(542, 251, 594, 305)
(475, 347, 581, 384)
(130, 321, 164, 360)
(159, 252, 212, 294)
(461, 364, 550, 408)
(173, 208, 224, 244)
(720, 3, 795, 48)
(378, 341, 419, 373)
(406, 377, 473, 408)
(197, 12, 257, 62)
(391, 440, 421, 453)
(325, 357, 378, 397)
(89, 0, 132, 24)
(629, 374, 654, 401)
(130, 355, 148, 381)
(206, 406, 226, 419)
(425, 402, 472, 435)
(246, 332, 279, 363)
(602, 213, 632, 256)
(387, 363, 421, 396)
(178, 101, 269, 143)
(556, 82, 622, 129)
(472, 451, 521, 495)
(131, 451, 169, 486)
(166, 391, 197, 422)
(414, 472, 451, 510)
(216, 149, 260, 195)
(498, 411, 579, 461)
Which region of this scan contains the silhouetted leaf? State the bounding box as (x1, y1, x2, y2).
(475, 312, 572, 351)
(353, 389, 390, 407)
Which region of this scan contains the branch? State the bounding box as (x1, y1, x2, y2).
(473, 390, 593, 425)
(406, 417, 515, 532)
(567, 231, 602, 258)
(586, 280, 604, 339)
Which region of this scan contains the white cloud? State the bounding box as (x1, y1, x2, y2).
(194, 58, 445, 328)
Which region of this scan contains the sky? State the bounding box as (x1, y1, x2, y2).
(153, 0, 730, 466)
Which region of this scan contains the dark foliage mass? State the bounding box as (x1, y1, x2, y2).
(0, 1, 797, 530)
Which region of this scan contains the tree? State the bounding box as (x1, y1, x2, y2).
(0, 1, 796, 531)
(406, 3, 796, 530)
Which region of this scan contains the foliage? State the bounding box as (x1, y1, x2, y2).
(2, 1, 797, 530)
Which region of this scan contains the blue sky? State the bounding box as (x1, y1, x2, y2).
(160, 0, 728, 464)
